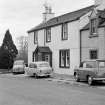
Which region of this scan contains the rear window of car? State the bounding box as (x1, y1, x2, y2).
(99, 61, 105, 68)
(29, 64, 37, 68)
(83, 61, 96, 68)
(38, 63, 49, 67)
(14, 61, 24, 65)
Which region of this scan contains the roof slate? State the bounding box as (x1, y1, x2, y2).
(28, 5, 94, 33)
(34, 46, 52, 53)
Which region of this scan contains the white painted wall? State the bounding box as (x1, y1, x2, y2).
(28, 11, 92, 75)
(28, 32, 37, 64)
(38, 29, 45, 46)
(45, 21, 80, 75)
(81, 27, 105, 61)
(28, 30, 45, 64)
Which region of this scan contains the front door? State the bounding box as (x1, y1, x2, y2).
(45, 54, 50, 64)
(45, 54, 52, 67)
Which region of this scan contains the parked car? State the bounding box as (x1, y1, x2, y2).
(12, 60, 25, 74)
(25, 61, 53, 78)
(74, 59, 105, 85)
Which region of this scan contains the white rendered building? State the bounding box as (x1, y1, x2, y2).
(28, 0, 105, 75)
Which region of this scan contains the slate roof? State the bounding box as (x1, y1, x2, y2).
(34, 46, 52, 53)
(81, 9, 105, 31)
(28, 5, 94, 33)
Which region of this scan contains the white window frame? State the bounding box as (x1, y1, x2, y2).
(59, 49, 70, 68)
(34, 31, 38, 44)
(46, 27, 51, 42)
(62, 23, 68, 40)
(90, 18, 98, 35)
(90, 49, 98, 59)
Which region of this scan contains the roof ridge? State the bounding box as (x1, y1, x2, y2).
(28, 5, 94, 33)
(50, 5, 94, 20)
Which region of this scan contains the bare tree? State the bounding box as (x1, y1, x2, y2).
(16, 36, 28, 64)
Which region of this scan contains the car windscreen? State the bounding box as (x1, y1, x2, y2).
(84, 61, 96, 68)
(99, 61, 105, 68)
(29, 64, 37, 68)
(14, 61, 24, 65)
(38, 63, 49, 67)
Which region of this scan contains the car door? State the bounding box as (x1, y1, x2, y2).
(97, 61, 105, 78)
(79, 62, 88, 80)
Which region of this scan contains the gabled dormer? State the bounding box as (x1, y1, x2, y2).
(89, 8, 98, 37)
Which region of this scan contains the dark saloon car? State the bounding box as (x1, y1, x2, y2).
(74, 59, 105, 85)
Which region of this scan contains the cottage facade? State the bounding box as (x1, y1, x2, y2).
(28, 0, 105, 75)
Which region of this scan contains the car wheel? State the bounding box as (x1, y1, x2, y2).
(33, 73, 38, 79)
(74, 73, 80, 82)
(88, 76, 93, 86)
(47, 75, 51, 78)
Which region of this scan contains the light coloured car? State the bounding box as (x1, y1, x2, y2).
(12, 60, 25, 74)
(25, 61, 53, 78)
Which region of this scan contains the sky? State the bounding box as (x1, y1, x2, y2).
(0, 0, 94, 45)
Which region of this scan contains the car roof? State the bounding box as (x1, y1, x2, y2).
(83, 59, 105, 62)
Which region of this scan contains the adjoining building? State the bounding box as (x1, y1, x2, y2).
(80, 9, 105, 62)
(27, 0, 105, 75)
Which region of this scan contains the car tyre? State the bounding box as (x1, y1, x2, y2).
(74, 73, 80, 82)
(88, 76, 93, 86)
(34, 73, 38, 79)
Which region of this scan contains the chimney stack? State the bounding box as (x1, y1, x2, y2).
(43, 2, 55, 22)
(95, 0, 105, 10)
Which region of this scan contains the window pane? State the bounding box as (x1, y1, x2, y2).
(61, 51, 65, 66)
(66, 50, 70, 67)
(62, 23, 68, 40)
(90, 18, 97, 34)
(34, 31, 38, 44)
(59, 50, 70, 68)
(46, 28, 51, 42)
(90, 50, 97, 59)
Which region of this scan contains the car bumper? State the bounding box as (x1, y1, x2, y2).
(37, 72, 53, 76)
(93, 78, 105, 81)
(13, 68, 24, 73)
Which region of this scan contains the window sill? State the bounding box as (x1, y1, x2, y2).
(59, 66, 70, 68)
(46, 41, 51, 43)
(34, 42, 38, 44)
(62, 38, 68, 41)
(89, 33, 98, 38)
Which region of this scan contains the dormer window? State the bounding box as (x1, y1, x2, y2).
(90, 18, 98, 36)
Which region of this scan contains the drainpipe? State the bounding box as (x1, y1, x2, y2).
(44, 22, 47, 46)
(80, 30, 82, 63)
(44, 29, 46, 46)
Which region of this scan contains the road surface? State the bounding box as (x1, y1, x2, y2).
(0, 74, 105, 105)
